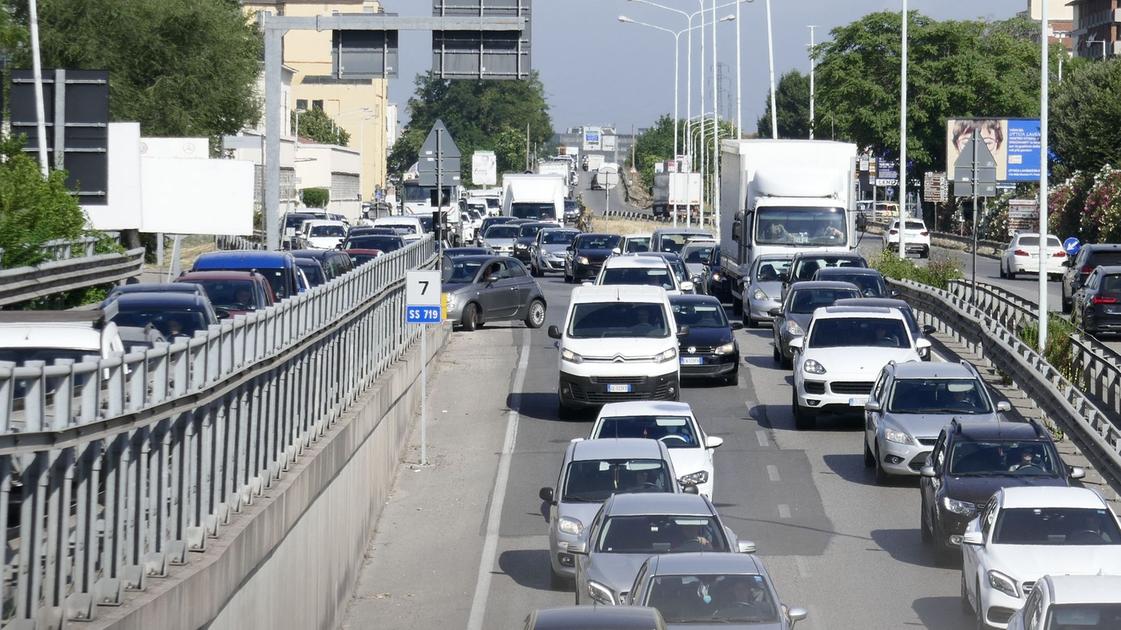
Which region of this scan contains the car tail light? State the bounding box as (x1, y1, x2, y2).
(1052, 250, 1067, 258)
(920, 231, 929, 236)
(888, 229, 898, 235)
(1013, 249, 1030, 257)
(1082, 265, 1095, 274)
(1092, 296, 1119, 305)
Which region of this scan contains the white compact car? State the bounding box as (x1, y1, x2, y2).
(789, 306, 930, 430)
(590, 401, 723, 498)
(1000, 233, 1067, 280)
(595, 255, 694, 295)
(372, 215, 425, 242)
(961, 486, 1121, 629)
(298, 219, 348, 250)
(882, 218, 931, 258)
(1007, 574, 1121, 630)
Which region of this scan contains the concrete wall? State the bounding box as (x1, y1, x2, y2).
(94, 324, 449, 630)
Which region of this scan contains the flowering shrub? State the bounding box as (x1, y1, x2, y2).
(1082, 165, 1121, 243)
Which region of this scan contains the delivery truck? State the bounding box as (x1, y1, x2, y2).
(501, 174, 567, 222)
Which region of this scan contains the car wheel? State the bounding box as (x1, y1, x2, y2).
(743, 312, 753, 328)
(525, 299, 546, 329)
(461, 303, 479, 332)
(792, 389, 815, 430)
(863, 438, 875, 468)
(558, 401, 580, 421)
(531, 264, 542, 278)
(731, 298, 743, 316)
(998, 261, 1006, 279)
(550, 567, 571, 591)
(780, 351, 793, 370)
(1062, 295, 1072, 314)
(873, 444, 889, 485)
(1006, 263, 1016, 280)
(564, 270, 572, 283)
(723, 369, 738, 386)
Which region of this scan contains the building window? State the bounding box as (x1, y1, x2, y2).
(296, 99, 308, 112)
(312, 100, 324, 111)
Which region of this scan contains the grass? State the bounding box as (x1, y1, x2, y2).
(870, 250, 963, 290)
(591, 217, 659, 236)
(1018, 315, 1078, 382)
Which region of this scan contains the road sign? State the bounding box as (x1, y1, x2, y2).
(923, 172, 949, 203)
(1064, 236, 1081, 257)
(431, 0, 531, 80)
(417, 119, 461, 188)
(406, 270, 443, 324)
(332, 28, 398, 79)
(953, 137, 998, 198)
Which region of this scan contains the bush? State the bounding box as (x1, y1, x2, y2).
(0, 136, 87, 267)
(301, 187, 329, 208)
(1018, 315, 1077, 381)
(871, 250, 963, 290)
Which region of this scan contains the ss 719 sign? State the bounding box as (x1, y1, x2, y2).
(406, 270, 442, 324)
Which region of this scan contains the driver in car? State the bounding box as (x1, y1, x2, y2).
(235, 287, 254, 308)
(1008, 448, 1037, 472)
(676, 523, 714, 551)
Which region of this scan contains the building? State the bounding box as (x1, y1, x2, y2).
(1067, 0, 1121, 59)
(1025, 0, 1076, 52)
(293, 143, 363, 219)
(240, 0, 390, 201)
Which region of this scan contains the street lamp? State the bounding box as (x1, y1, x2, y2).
(898, 0, 909, 260)
(1039, 0, 1051, 349)
(808, 26, 817, 140)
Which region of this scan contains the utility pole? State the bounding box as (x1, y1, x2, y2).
(898, 0, 908, 260)
(765, 0, 778, 139)
(971, 128, 979, 300)
(735, 0, 743, 137)
(525, 123, 530, 171)
(1038, 0, 1050, 349)
(808, 25, 817, 140)
(28, 0, 49, 178)
(711, 0, 720, 232)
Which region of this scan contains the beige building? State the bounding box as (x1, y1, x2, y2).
(241, 0, 389, 201)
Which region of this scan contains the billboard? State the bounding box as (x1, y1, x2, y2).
(472, 151, 497, 186)
(946, 118, 1041, 183)
(668, 173, 702, 206)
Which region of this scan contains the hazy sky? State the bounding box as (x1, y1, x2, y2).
(385, 0, 1028, 134)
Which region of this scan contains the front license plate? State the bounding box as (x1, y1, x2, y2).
(681, 357, 703, 365)
(607, 384, 632, 393)
(848, 397, 868, 407)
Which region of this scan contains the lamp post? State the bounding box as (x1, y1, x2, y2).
(765, 0, 777, 139)
(28, 0, 49, 177)
(618, 16, 683, 161)
(808, 25, 817, 140)
(1039, 0, 1051, 350)
(898, 0, 908, 260)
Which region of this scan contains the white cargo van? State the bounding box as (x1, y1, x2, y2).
(501, 174, 566, 222)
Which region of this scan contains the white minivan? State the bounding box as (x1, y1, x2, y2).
(548, 285, 681, 418)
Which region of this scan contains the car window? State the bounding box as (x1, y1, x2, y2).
(818, 273, 886, 297)
(788, 288, 860, 314)
(576, 234, 622, 250)
(625, 237, 651, 253)
(993, 508, 1121, 545)
(594, 415, 698, 448)
(309, 225, 346, 237)
(681, 245, 714, 264)
(1023, 588, 1043, 630)
(1089, 250, 1121, 267)
(947, 440, 1060, 476)
(542, 231, 577, 245)
(754, 258, 792, 283)
(443, 259, 485, 283)
(932, 431, 947, 471)
(981, 499, 997, 539)
(484, 225, 519, 239)
(1047, 604, 1121, 628)
(671, 302, 728, 328)
(597, 515, 729, 553)
(647, 574, 778, 624)
(568, 302, 670, 339)
(1101, 274, 1121, 297)
(808, 317, 909, 349)
(1018, 236, 1040, 247)
(601, 267, 675, 291)
(112, 309, 208, 339)
(887, 379, 992, 414)
(190, 279, 260, 311)
(562, 459, 674, 502)
(506, 260, 527, 278)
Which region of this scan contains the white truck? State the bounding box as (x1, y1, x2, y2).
(584, 154, 605, 173)
(714, 139, 858, 309)
(501, 174, 567, 222)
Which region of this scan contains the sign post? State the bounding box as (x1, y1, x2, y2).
(406, 270, 443, 465)
(953, 131, 998, 303)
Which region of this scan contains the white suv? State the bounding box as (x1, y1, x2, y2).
(961, 487, 1121, 629)
(789, 306, 930, 430)
(882, 218, 931, 258)
(549, 285, 681, 418)
(1007, 574, 1121, 630)
(594, 255, 693, 295)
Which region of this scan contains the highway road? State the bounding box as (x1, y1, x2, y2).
(575, 153, 640, 216)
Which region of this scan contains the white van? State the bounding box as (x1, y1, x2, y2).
(548, 285, 681, 417)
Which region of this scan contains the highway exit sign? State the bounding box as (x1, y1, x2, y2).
(406, 270, 442, 324)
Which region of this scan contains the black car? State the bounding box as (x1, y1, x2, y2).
(919, 419, 1084, 551)
(563, 199, 580, 224)
(640, 252, 696, 294)
(512, 222, 557, 264)
(108, 292, 220, 339)
(443, 247, 493, 258)
(1062, 243, 1121, 313)
(812, 267, 891, 298)
(347, 226, 398, 238)
(294, 257, 328, 288)
(782, 252, 868, 298)
(670, 294, 742, 385)
(290, 249, 354, 282)
(523, 606, 667, 630)
(342, 234, 406, 252)
(564, 233, 622, 283)
(1071, 264, 1121, 335)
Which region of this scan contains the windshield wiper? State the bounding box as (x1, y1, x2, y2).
(563, 494, 605, 503)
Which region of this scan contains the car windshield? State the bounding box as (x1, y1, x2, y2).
(792, 256, 866, 282)
(822, 273, 886, 297)
(594, 416, 698, 448)
(809, 317, 909, 349)
(600, 267, 675, 291)
(667, 258, 689, 281)
(576, 234, 622, 250)
(596, 515, 728, 553)
(625, 237, 651, 253)
(756, 207, 848, 246)
(681, 245, 714, 264)
(309, 225, 346, 237)
(1088, 251, 1121, 267)
(417, 216, 434, 232)
(403, 185, 428, 202)
(442, 260, 484, 283)
(947, 441, 1060, 476)
(562, 459, 673, 502)
(1048, 604, 1121, 628)
(888, 379, 992, 414)
(296, 262, 325, 286)
(568, 302, 670, 339)
(753, 257, 793, 283)
(655, 234, 700, 253)
(993, 508, 1121, 545)
(519, 224, 547, 238)
(542, 231, 576, 245)
(647, 574, 779, 624)
(511, 202, 556, 220)
(672, 302, 727, 328)
(788, 288, 860, 314)
(348, 236, 403, 251)
(112, 309, 208, 339)
(1101, 274, 1121, 297)
(378, 223, 417, 235)
(484, 225, 519, 239)
(285, 214, 315, 228)
(349, 252, 379, 266)
(190, 279, 260, 311)
(480, 218, 511, 233)
(1017, 235, 1062, 248)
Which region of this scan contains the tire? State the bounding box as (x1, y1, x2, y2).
(781, 351, 793, 370)
(558, 401, 580, 421)
(723, 369, 738, 386)
(564, 269, 572, 284)
(1006, 263, 1017, 280)
(1062, 294, 1072, 314)
(873, 444, 889, 485)
(792, 389, 816, 430)
(863, 438, 875, 468)
(998, 261, 1006, 279)
(531, 264, 542, 278)
(743, 312, 753, 328)
(550, 568, 571, 591)
(525, 299, 546, 329)
(461, 303, 479, 332)
(731, 298, 743, 316)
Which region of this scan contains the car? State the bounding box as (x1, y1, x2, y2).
(622, 234, 653, 254)
(290, 249, 354, 282)
(293, 257, 328, 288)
(590, 401, 723, 499)
(571, 493, 754, 607)
(679, 242, 717, 289)
(176, 271, 275, 317)
(832, 297, 936, 360)
(345, 248, 383, 267)
(530, 227, 580, 276)
(789, 306, 931, 429)
(596, 256, 693, 295)
(297, 219, 348, 250)
(549, 285, 682, 415)
(441, 247, 493, 258)
(476, 216, 517, 245)
(669, 294, 741, 384)
(563, 233, 622, 283)
(638, 253, 696, 295)
(999, 233, 1067, 280)
(1061, 244, 1121, 312)
(540, 438, 684, 587)
(523, 606, 668, 630)
(513, 221, 561, 264)
(117, 323, 167, 350)
(479, 223, 521, 256)
(960, 487, 1121, 629)
(103, 282, 207, 305)
(282, 211, 320, 247)
(882, 218, 931, 258)
(650, 229, 714, 254)
(769, 281, 862, 368)
(811, 267, 891, 298)
(108, 292, 220, 340)
(563, 199, 581, 224)
(781, 252, 868, 298)
(920, 419, 1085, 553)
(863, 361, 1011, 483)
(441, 255, 547, 331)
(741, 254, 794, 329)
(1007, 574, 1121, 630)
(372, 215, 424, 242)
(626, 553, 808, 629)
(0, 308, 124, 366)
(1071, 265, 1121, 336)
(192, 251, 303, 301)
(346, 226, 399, 238)
(341, 234, 406, 253)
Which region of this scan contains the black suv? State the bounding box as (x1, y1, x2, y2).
(782, 252, 867, 299)
(919, 419, 1085, 551)
(1062, 243, 1121, 313)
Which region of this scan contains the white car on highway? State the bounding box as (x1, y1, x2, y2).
(999, 233, 1067, 280)
(1006, 574, 1121, 630)
(590, 401, 723, 499)
(595, 256, 694, 295)
(790, 306, 930, 430)
(298, 219, 348, 250)
(961, 486, 1121, 629)
(882, 218, 931, 258)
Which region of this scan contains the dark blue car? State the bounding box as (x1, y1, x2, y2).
(108, 293, 219, 340)
(192, 251, 303, 301)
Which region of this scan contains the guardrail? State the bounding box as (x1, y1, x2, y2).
(215, 234, 266, 251)
(601, 209, 717, 228)
(0, 236, 436, 626)
(864, 219, 1004, 256)
(0, 241, 145, 306)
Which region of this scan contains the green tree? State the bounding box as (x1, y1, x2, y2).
(301, 187, 329, 208)
(388, 71, 553, 185)
(8, 0, 262, 141)
(756, 70, 812, 139)
(292, 108, 350, 146)
(1051, 58, 1121, 175)
(631, 115, 677, 188)
(0, 137, 87, 268)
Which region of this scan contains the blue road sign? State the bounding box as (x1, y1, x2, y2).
(406, 306, 442, 324)
(1063, 237, 1081, 257)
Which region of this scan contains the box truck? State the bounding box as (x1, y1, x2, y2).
(501, 174, 567, 222)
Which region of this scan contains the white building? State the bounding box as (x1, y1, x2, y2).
(294, 143, 362, 220)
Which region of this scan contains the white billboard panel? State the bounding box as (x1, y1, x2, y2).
(140, 158, 254, 235)
(83, 122, 143, 231)
(472, 151, 497, 186)
(668, 173, 702, 205)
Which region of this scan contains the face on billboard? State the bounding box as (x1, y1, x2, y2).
(947, 119, 1009, 181)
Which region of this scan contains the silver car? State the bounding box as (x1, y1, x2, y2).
(442, 255, 547, 331)
(741, 255, 792, 328)
(540, 438, 682, 588)
(480, 223, 520, 256)
(626, 553, 807, 629)
(570, 493, 753, 606)
(531, 228, 580, 277)
(863, 361, 1011, 483)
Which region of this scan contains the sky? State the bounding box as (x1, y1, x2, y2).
(384, 0, 1029, 135)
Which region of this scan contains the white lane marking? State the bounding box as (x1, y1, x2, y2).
(777, 504, 791, 519)
(466, 329, 530, 630)
(756, 430, 769, 448)
(766, 464, 781, 482)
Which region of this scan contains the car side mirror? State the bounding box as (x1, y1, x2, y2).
(864, 400, 882, 412)
(915, 338, 932, 351)
(682, 483, 699, 495)
(996, 401, 1012, 412)
(547, 325, 562, 340)
(676, 326, 690, 337)
(1062, 259, 1073, 267)
(539, 487, 555, 503)
(922, 324, 937, 336)
(788, 607, 808, 626)
(730, 321, 744, 330)
(961, 531, 984, 546)
(612, 247, 622, 255)
(737, 540, 756, 554)
(566, 541, 588, 555)
(214, 308, 231, 320)
(890, 289, 901, 297)
(788, 337, 804, 351)
(485, 274, 499, 285)
(680, 281, 695, 292)
(705, 435, 724, 449)
(768, 308, 782, 318)
(1070, 466, 1086, 480)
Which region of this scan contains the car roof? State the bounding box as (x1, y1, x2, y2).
(814, 267, 881, 276)
(178, 271, 263, 282)
(194, 251, 292, 268)
(654, 228, 711, 235)
(815, 305, 903, 319)
(889, 361, 975, 379)
(649, 552, 764, 575)
(624, 233, 653, 239)
(571, 285, 666, 305)
(789, 281, 862, 291)
(110, 282, 203, 295)
(833, 297, 910, 309)
(344, 248, 383, 255)
(302, 219, 345, 227)
(954, 420, 1046, 442)
(1082, 244, 1121, 253)
(373, 216, 421, 223)
(999, 486, 1106, 510)
(1041, 574, 1121, 604)
(605, 256, 670, 269)
(669, 294, 722, 307)
(540, 227, 578, 234)
(571, 438, 667, 461)
(599, 401, 694, 417)
(604, 492, 714, 516)
(793, 251, 864, 259)
(289, 249, 337, 260)
(1096, 265, 1121, 274)
(530, 606, 663, 629)
(448, 255, 497, 264)
(576, 232, 619, 239)
(112, 293, 211, 308)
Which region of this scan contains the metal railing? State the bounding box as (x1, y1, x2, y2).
(863, 220, 1004, 255)
(215, 234, 267, 251)
(0, 239, 145, 306)
(0, 236, 436, 626)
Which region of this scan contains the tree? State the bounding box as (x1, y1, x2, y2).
(0, 137, 87, 268)
(756, 70, 812, 140)
(631, 115, 676, 189)
(8, 0, 262, 141)
(292, 108, 350, 146)
(388, 71, 553, 185)
(301, 187, 329, 208)
(1051, 58, 1121, 175)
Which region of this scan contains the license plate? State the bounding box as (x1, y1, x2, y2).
(681, 357, 703, 365)
(607, 384, 632, 393)
(848, 397, 868, 407)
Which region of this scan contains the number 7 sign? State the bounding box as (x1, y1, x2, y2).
(406, 270, 442, 306)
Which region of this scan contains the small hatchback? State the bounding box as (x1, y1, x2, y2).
(442, 255, 547, 331)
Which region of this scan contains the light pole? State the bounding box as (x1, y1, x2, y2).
(898, 0, 908, 260)
(808, 25, 817, 140)
(28, 0, 49, 177)
(1039, 0, 1050, 349)
(618, 16, 683, 161)
(735, 0, 743, 137)
(766, 0, 778, 139)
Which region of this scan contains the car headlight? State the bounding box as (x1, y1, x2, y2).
(987, 570, 1019, 598)
(711, 272, 722, 282)
(784, 320, 804, 336)
(576, 256, 590, 265)
(752, 288, 768, 301)
(803, 359, 826, 375)
(561, 348, 583, 364)
(714, 342, 736, 355)
(883, 427, 913, 445)
(515, 243, 528, 250)
(444, 293, 457, 309)
(679, 470, 709, 486)
(655, 347, 678, 363)
(558, 517, 583, 536)
(942, 497, 977, 517)
(587, 580, 616, 606)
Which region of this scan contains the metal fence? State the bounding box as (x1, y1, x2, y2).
(0, 239, 145, 307)
(0, 236, 436, 627)
(214, 234, 266, 251)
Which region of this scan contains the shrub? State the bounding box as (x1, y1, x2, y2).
(871, 250, 963, 290)
(1018, 315, 1077, 381)
(301, 187, 329, 208)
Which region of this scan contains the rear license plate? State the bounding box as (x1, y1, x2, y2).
(848, 397, 868, 407)
(607, 384, 632, 393)
(681, 357, 703, 365)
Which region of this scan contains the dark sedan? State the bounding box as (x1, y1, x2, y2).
(782, 252, 868, 298)
(294, 257, 328, 288)
(108, 293, 219, 340)
(442, 255, 547, 331)
(671, 294, 742, 385)
(346, 248, 382, 266)
(770, 281, 861, 368)
(564, 233, 622, 283)
(443, 247, 493, 258)
(290, 249, 354, 282)
(476, 216, 516, 246)
(1072, 265, 1121, 335)
(512, 222, 557, 264)
(812, 267, 891, 298)
(177, 271, 275, 317)
(1061, 243, 1121, 313)
(342, 234, 406, 253)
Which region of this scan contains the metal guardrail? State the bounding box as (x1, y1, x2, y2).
(214, 234, 266, 251)
(0, 236, 436, 627)
(864, 219, 1004, 255)
(0, 242, 146, 307)
(601, 209, 717, 227)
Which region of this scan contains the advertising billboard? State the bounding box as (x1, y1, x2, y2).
(946, 118, 1041, 183)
